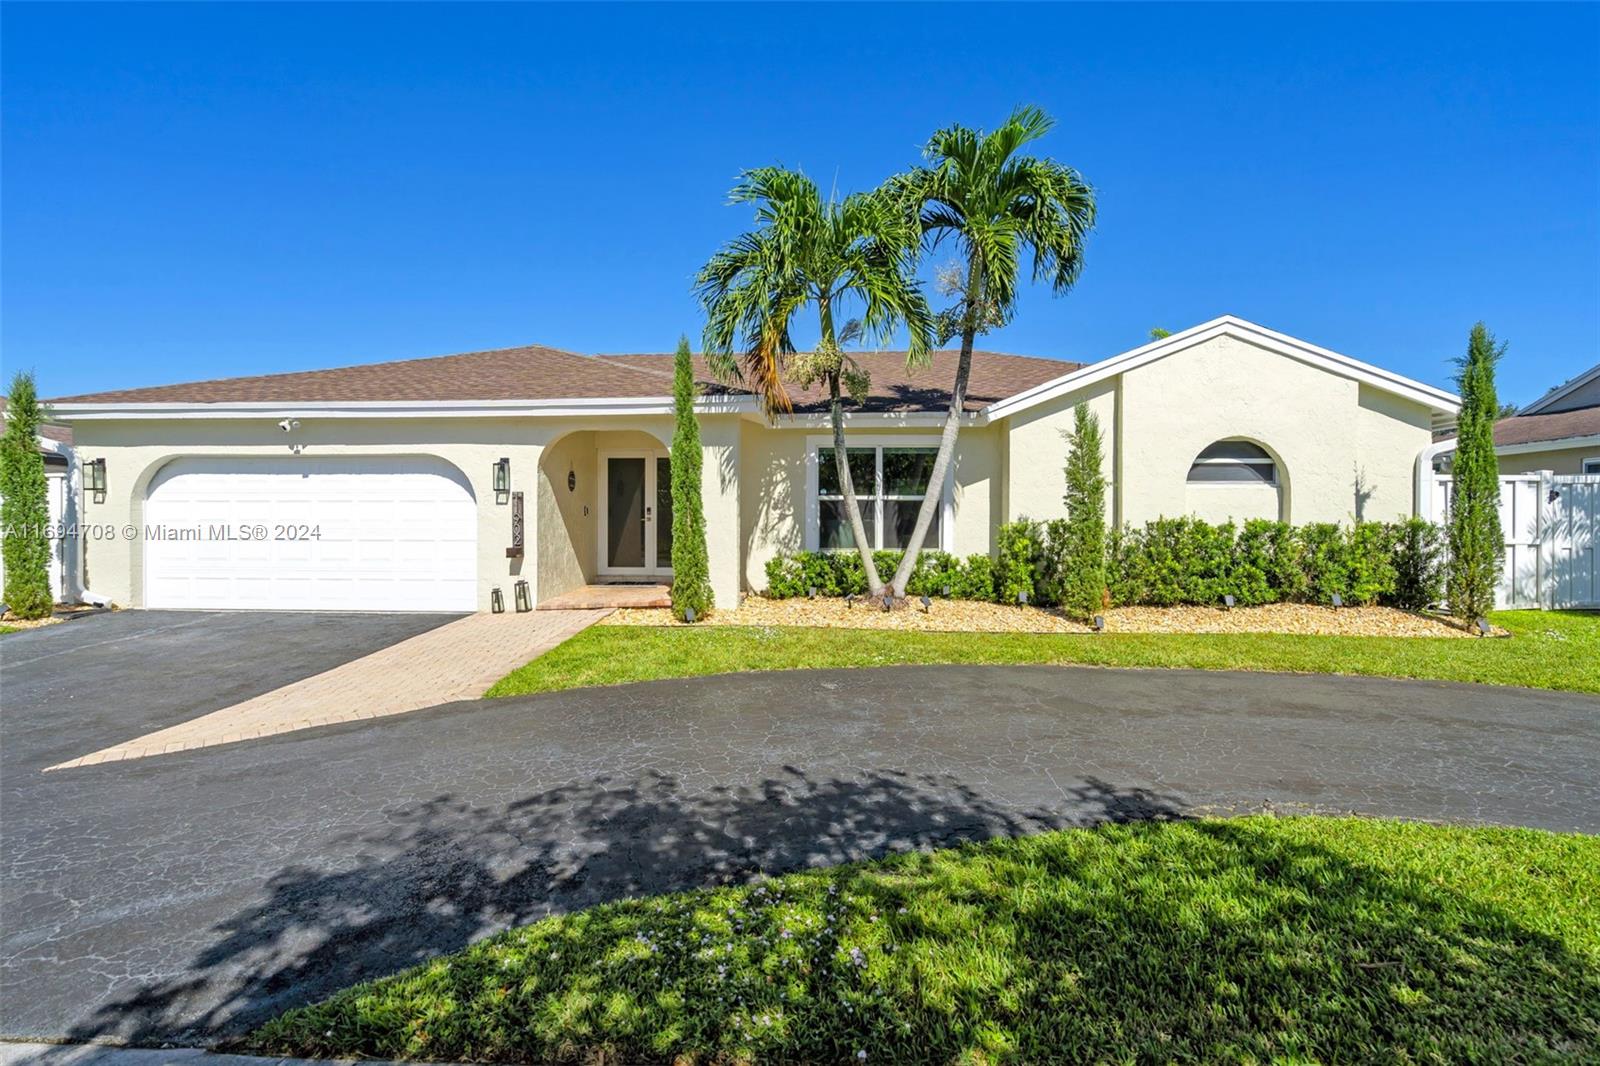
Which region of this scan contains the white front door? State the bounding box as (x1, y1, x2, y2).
(143, 456, 478, 612)
(599, 451, 673, 575)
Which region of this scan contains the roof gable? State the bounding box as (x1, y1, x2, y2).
(1522, 362, 1600, 415)
(982, 316, 1461, 427)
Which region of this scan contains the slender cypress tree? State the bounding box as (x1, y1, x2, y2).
(669, 337, 713, 621)
(1060, 403, 1108, 620)
(1446, 323, 1505, 621)
(2, 371, 54, 618)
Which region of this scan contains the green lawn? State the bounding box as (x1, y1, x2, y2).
(0, 625, 19, 636)
(487, 609, 1598, 698)
(245, 816, 1599, 1064)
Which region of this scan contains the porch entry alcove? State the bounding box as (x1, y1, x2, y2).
(535, 429, 675, 611)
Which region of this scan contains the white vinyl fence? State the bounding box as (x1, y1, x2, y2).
(1427, 471, 1599, 610)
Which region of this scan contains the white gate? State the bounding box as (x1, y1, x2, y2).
(1428, 471, 1598, 609)
(1546, 476, 1598, 609)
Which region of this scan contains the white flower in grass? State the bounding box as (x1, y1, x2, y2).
(857, 1052, 867, 1061)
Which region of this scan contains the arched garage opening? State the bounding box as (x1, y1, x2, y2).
(143, 455, 476, 612)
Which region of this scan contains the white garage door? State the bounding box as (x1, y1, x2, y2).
(144, 456, 477, 612)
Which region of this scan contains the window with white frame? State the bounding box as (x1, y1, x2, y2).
(1584, 457, 1600, 475)
(1187, 440, 1278, 485)
(816, 444, 943, 550)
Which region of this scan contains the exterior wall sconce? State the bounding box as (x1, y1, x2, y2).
(493, 457, 510, 501)
(506, 491, 525, 558)
(490, 587, 505, 614)
(85, 458, 107, 503)
(513, 579, 532, 612)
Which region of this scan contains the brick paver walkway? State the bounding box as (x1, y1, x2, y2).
(45, 610, 607, 770)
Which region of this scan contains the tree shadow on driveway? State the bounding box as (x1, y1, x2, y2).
(67, 768, 1181, 1046)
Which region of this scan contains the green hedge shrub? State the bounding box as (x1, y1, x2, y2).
(765, 549, 1000, 601)
(994, 520, 1043, 604)
(763, 517, 1450, 611)
(1388, 517, 1446, 610)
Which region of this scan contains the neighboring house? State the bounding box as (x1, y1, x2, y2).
(0, 400, 79, 604)
(1492, 362, 1600, 476)
(45, 315, 1458, 613)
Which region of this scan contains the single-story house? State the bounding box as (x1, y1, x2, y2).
(1491, 362, 1600, 476)
(45, 315, 1459, 613)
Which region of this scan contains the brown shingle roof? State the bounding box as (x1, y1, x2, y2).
(47, 344, 686, 405)
(1495, 404, 1600, 447)
(46, 343, 1081, 413)
(598, 349, 1080, 413)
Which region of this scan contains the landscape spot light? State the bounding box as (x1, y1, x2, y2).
(684, 606, 697, 624)
(942, 584, 952, 598)
(1331, 593, 1344, 609)
(882, 594, 894, 612)
(1223, 594, 1235, 609)
(808, 586, 817, 599)
(1091, 615, 1105, 632)
(920, 595, 931, 612)
(1017, 590, 1028, 606)
(845, 593, 855, 609)
(490, 587, 505, 614)
(1475, 617, 1491, 637)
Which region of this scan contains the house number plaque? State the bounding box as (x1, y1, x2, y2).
(506, 491, 525, 558)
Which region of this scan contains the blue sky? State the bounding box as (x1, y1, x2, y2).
(3, 2, 1596, 405)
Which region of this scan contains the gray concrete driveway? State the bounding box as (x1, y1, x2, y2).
(1, 634, 1596, 1048)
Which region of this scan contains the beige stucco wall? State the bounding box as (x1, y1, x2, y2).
(997, 378, 1118, 525)
(696, 415, 743, 608)
(536, 430, 597, 602)
(1352, 384, 1436, 521)
(68, 412, 748, 611)
(1116, 334, 1431, 526)
(739, 420, 806, 593)
(1498, 444, 1600, 476)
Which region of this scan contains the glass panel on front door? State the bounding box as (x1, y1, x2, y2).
(607, 457, 646, 568)
(656, 456, 673, 565)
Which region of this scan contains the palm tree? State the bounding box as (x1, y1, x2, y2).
(696, 167, 933, 596)
(883, 105, 1096, 597)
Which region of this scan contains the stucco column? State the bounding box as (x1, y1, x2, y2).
(698, 416, 742, 609)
